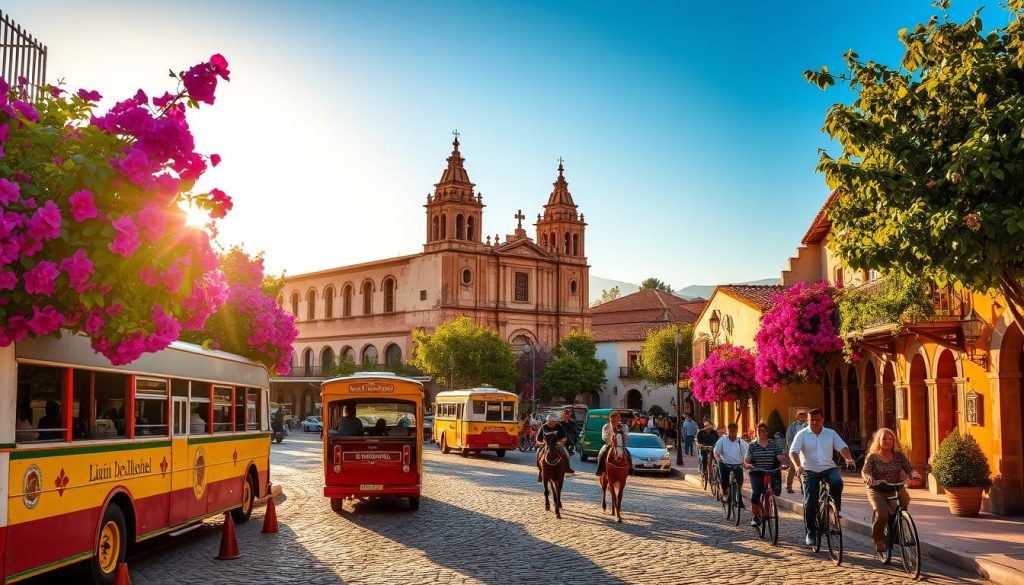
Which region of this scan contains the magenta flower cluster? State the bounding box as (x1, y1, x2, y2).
(690, 344, 758, 403)
(754, 281, 843, 390)
(0, 56, 238, 365)
(218, 253, 296, 375)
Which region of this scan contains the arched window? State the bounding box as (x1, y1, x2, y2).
(440, 213, 447, 239)
(320, 347, 335, 370)
(572, 233, 579, 256)
(466, 216, 475, 241)
(290, 292, 299, 317)
(456, 214, 465, 240)
(361, 344, 378, 365)
(306, 290, 316, 321)
(362, 281, 373, 315)
(563, 233, 570, 255)
(341, 346, 355, 364)
(385, 343, 402, 366)
(432, 215, 440, 241)
(569, 280, 578, 295)
(384, 278, 396, 313)
(302, 348, 314, 375)
(342, 285, 352, 317)
(323, 287, 335, 319)
(550, 232, 556, 250)
(542, 233, 548, 247)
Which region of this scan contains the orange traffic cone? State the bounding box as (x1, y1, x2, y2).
(215, 512, 241, 560)
(261, 493, 279, 534)
(113, 562, 132, 585)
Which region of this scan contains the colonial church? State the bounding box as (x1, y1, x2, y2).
(272, 135, 592, 416)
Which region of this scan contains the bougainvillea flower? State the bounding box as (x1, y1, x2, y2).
(23, 261, 59, 296)
(68, 189, 98, 221)
(77, 88, 102, 101)
(108, 215, 141, 257)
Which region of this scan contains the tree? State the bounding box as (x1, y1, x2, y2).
(592, 286, 621, 307)
(635, 324, 693, 386)
(639, 278, 674, 293)
(538, 331, 607, 402)
(514, 344, 552, 397)
(410, 316, 516, 390)
(181, 246, 297, 375)
(805, 2, 1024, 325)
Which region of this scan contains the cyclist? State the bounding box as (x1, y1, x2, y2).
(695, 421, 719, 476)
(862, 427, 921, 557)
(789, 408, 855, 546)
(745, 422, 788, 527)
(713, 422, 748, 504)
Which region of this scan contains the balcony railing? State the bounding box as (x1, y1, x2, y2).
(619, 366, 637, 378)
(279, 364, 330, 378)
(845, 277, 970, 333)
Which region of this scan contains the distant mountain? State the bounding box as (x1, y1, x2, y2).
(589, 275, 781, 305)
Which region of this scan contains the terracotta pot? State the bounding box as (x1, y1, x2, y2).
(944, 486, 984, 517)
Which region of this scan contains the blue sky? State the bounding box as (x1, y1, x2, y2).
(5, 0, 986, 286)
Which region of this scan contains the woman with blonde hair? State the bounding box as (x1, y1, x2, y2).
(861, 427, 921, 556)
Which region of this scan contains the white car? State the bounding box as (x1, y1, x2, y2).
(301, 416, 322, 432)
(627, 433, 672, 474)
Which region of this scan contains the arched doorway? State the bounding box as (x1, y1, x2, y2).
(863, 361, 878, 444)
(882, 362, 897, 432)
(908, 353, 930, 470)
(625, 389, 642, 411)
(996, 323, 1024, 514)
(832, 368, 844, 426)
(846, 367, 860, 443)
(384, 343, 403, 367)
(822, 371, 832, 426)
(320, 347, 336, 373)
(935, 350, 958, 448)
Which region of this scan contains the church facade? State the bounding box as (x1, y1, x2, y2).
(272, 136, 592, 416)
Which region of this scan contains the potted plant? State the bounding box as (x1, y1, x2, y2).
(930, 429, 992, 517)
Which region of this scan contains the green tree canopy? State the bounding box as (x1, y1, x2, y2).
(592, 286, 621, 307)
(639, 278, 674, 293)
(635, 324, 694, 386)
(806, 1, 1024, 324)
(538, 331, 607, 401)
(410, 316, 516, 390)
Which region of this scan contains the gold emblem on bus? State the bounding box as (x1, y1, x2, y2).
(193, 448, 207, 499)
(23, 464, 42, 509)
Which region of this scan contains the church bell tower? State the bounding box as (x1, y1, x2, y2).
(424, 132, 485, 252)
(535, 159, 586, 260)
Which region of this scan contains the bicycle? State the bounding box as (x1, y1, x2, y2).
(874, 479, 921, 579)
(722, 463, 743, 526)
(518, 426, 537, 452)
(708, 455, 721, 501)
(807, 472, 844, 565)
(698, 447, 714, 491)
(750, 465, 785, 545)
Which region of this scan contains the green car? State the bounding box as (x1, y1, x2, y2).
(579, 408, 635, 461)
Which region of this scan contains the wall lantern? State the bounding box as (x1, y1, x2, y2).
(961, 308, 989, 368)
(709, 310, 721, 341)
(965, 388, 983, 426)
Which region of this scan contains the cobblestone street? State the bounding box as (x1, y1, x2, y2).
(30, 434, 988, 584)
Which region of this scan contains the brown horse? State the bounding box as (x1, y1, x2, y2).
(600, 442, 629, 522)
(538, 445, 567, 519)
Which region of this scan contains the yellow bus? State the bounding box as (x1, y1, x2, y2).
(2, 332, 271, 584)
(433, 389, 519, 457)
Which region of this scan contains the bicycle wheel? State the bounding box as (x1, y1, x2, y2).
(756, 497, 766, 538)
(711, 467, 721, 502)
(812, 506, 824, 553)
(518, 436, 528, 452)
(824, 501, 843, 565)
(897, 511, 921, 579)
(766, 493, 779, 545)
(731, 479, 742, 526)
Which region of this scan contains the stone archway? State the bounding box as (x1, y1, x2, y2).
(934, 349, 959, 449)
(625, 389, 643, 411)
(822, 371, 832, 426)
(862, 361, 878, 444)
(995, 323, 1024, 514)
(882, 362, 897, 432)
(846, 367, 860, 442)
(908, 353, 930, 470)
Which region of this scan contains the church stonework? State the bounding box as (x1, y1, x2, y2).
(277, 136, 592, 391)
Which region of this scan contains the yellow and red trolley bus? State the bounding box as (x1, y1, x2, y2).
(433, 388, 519, 457)
(1, 333, 271, 584)
(321, 373, 424, 512)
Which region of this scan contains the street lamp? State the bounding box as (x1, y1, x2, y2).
(962, 308, 988, 368)
(709, 310, 721, 346)
(447, 354, 455, 391)
(674, 329, 684, 465)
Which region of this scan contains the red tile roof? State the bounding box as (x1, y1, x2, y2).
(717, 284, 786, 312)
(801, 190, 838, 245)
(592, 289, 707, 342)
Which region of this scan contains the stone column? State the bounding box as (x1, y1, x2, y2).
(924, 378, 943, 494)
(989, 372, 1024, 515)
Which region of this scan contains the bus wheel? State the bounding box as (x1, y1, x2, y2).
(232, 473, 256, 524)
(91, 504, 127, 585)
(408, 497, 420, 511)
(496, 449, 506, 457)
(331, 498, 344, 514)
(460, 448, 469, 458)
(440, 435, 451, 454)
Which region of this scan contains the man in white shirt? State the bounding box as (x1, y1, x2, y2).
(713, 422, 748, 503)
(789, 408, 855, 546)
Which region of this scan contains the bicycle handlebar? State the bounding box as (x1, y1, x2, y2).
(876, 479, 911, 487)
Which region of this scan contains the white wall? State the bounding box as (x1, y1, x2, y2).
(595, 340, 677, 413)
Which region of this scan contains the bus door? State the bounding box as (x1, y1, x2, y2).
(170, 395, 191, 525)
(456, 403, 465, 448)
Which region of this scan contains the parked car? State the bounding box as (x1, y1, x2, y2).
(627, 432, 672, 474)
(302, 416, 323, 432)
(579, 408, 635, 461)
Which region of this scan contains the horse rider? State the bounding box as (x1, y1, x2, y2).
(559, 408, 579, 453)
(595, 411, 632, 476)
(536, 413, 575, 481)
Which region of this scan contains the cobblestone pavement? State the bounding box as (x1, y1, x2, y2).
(29, 434, 988, 584)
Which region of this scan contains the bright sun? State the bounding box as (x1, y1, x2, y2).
(181, 202, 211, 228)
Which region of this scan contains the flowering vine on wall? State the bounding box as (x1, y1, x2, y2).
(0, 56, 242, 365)
(690, 344, 758, 403)
(754, 281, 843, 390)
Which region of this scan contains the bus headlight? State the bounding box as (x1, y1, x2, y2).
(402, 465, 410, 473)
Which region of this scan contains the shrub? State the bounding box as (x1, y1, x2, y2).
(930, 429, 992, 489)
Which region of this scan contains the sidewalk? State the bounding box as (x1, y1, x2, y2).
(669, 451, 1024, 584)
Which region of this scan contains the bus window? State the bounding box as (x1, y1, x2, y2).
(190, 382, 210, 434)
(71, 369, 91, 441)
(234, 387, 247, 431)
(94, 371, 129, 439)
(16, 364, 67, 443)
(213, 386, 233, 432)
(246, 388, 260, 431)
(135, 378, 169, 437)
(485, 402, 502, 421)
(473, 401, 486, 416)
(502, 402, 515, 421)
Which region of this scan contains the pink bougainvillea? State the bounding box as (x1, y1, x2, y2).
(754, 281, 843, 390)
(0, 56, 237, 364)
(690, 344, 758, 403)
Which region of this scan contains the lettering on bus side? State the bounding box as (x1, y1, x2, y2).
(348, 383, 395, 393)
(88, 457, 153, 482)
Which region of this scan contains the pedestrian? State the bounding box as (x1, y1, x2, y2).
(682, 414, 699, 457)
(785, 409, 808, 493)
(645, 414, 657, 436)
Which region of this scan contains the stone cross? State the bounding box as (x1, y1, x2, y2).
(515, 209, 525, 229)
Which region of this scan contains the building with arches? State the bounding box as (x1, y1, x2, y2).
(271, 136, 591, 414)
